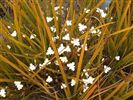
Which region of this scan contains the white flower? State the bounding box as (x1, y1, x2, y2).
(46, 17, 53, 22)
(110, 17, 113, 20)
(64, 45, 71, 52)
(7, 26, 11, 29)
(14, 81, 21, 86)
(66, 20, 72, 26)
(62, 34, 70, 40)
(96, 8, 107, 18)
(11, 31, 17, 37)
(61, 83, 67, 89)
(105, 7, 108, 10)
(64, 28, 67, 32)
(67, 62, 75, 71)
(102, 58, 105, 62)
(97, 29, 101, 33)
(39, 64, 43, 69)
(77, 47, 81, 52)
(29, 63, 36, 71)
(0, 89, 6, 97)
(50, 26, 56, 32)
(115, 56, 120, 61)
(83, 76, 95, 85)
(17, 84, 23, 90)
(46, 76, 53, 83)
(90, 27, 101, 36)
(30, 34, 36, 39)
(39, 58, 51, 68)
(54, 6, 59, 11)
(104, 65, 111, 73)
(71, 38, 80, 46)
(84, 8, 90, 13)
(85, 72, 89, 77)
(54, 60, 59, 65)
(71, 79, 76, 86)
(22, 34, 26, 38)
(81, 44, 88, 51)
(78, 23, 87, 32)
(7, 45, 11, 49)
(97, 29, 102, 36)
(58, 44, 65, 55)
(14, 81, 23, 90)
(54, 6, 64, 14)
(101, 12, 107, 18)
(46, 47, 54, 55)
(83, 85, 89, 92)
(90, 26, 97, 34)
(52, 35, 59, 42)
(96, 8, 103, 13)
(60, 56, 68, 63)
(83, 69, 87, 72)
(44, 58, 51, 65)
(43, 58, 51, 65)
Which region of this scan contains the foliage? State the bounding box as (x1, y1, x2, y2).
(0, 0, 133, 99)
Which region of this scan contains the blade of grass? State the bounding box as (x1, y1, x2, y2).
(108, 25, 133, 37)
(117, 0, 131, 30)
(104, 80, 125, 100)
(121, 90, 133, 99)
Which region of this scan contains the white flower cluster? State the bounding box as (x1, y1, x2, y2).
(61, 83, 67, 89)
(52, 35, 59, 42)
(81, 69, 95, 92)
(83, 76, 95, 85)
(81, 44, 88, 51)
(62, 34, 70, 41)
(46, 17, 53, 23)
(57, 44, 71, 55)
(67, 62, 75, 71)
(39, 58, 51, 69)
(104, 65, 111, 73)
(29, 63, 36, 71)
(84, 8, 90, 13)
(96, 8, 107, 18)
(46, 47, 54, 55)
(90, 26, 101, 36)
(58, 44, 65, 55)
(66, 20, 72, 26)
(50, 26, 56, 33)
(14, 81, 23, 90)
(71, 38, 80, 46)
(83, 85, 89, 92)
(78, 23, 87, 32)
(82, 76, 95, 92)
(11, 31, 17, 37)
(30, 34, 36, 39)
(115, 56, 120, 61)
(7, 45, 11, 49)
(22, 34, 26, 38)
(71, 79, 76, 86)
(54, 6, 64, 11)
(7, 26, 11, 29)
(0, 89, 6, 98)
(46, 76, 53, 83)
(60, 56, 68, 63)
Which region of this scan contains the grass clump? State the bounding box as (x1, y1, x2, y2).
(0, 0, 133, 99)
